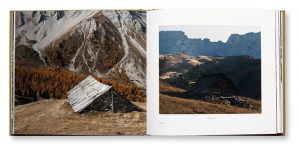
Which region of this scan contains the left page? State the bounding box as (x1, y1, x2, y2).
(10, 10, 147, 135)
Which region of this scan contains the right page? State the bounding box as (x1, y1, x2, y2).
(147, 9, 281, 135)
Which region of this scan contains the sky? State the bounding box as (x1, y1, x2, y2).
(159, 25, 260, 42)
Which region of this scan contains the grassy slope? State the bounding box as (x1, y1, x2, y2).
(14, 99, 146, 135)
(159, 84, 261, 114)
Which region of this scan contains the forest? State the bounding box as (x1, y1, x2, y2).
(15, 65, 146, 104)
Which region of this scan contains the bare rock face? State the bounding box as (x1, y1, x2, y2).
(14, 10, 146, 88)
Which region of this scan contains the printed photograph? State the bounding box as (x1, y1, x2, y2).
(12, 10, 146, 135)
(159, 25, 261, 114)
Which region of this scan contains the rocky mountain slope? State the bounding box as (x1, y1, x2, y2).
(159, 54, 261, 99)
(159, 31, 261, 58)
(15, 10, 146, 88)
(159, 53, 220, 79)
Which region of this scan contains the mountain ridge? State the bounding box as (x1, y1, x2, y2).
(159, 31, 261, 58)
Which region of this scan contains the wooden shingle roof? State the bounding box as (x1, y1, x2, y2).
(67, 76, 112, 112)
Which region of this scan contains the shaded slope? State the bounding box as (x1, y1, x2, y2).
(183, 55, 261, 99)
(186, 73, 239, 98)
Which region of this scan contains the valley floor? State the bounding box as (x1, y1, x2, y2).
(159, 84, 261, 114)
(13, 99, 146, 135)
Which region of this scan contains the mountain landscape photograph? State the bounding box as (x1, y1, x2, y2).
(12, 10, 146, 135)
(159, 25, 261, 114)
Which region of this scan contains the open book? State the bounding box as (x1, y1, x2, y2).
(9, 9, 285, 136)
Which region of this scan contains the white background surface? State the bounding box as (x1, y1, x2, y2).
(0, 0, 299, 152)
(147, 9, 277, 135)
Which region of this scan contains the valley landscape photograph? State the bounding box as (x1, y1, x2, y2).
(159, 25, 262, 114)
(12, 10, 146, 135)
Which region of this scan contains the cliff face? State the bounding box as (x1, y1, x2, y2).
(159, 31, 261, 58)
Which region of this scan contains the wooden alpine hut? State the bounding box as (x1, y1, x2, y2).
(67, 75, 141, 113)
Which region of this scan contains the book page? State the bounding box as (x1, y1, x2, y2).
(275, 10, 285, 134)
(147, 9, 278, 135)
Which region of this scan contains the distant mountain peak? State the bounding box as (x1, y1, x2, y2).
(159, 31, 261, 58)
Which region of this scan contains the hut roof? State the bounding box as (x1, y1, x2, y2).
(67, 76, 111, 112)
